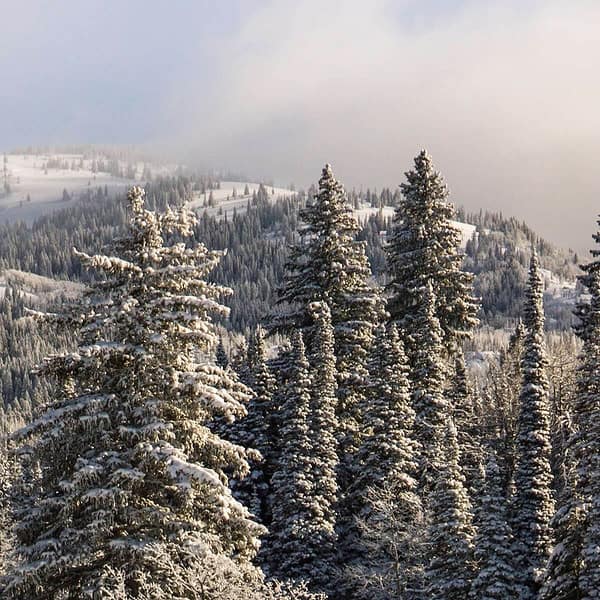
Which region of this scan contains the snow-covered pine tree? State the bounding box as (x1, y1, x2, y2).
(348, 324, 420, 514)
(345, 324, 424, 599)
(424, 419, 476, 600)
(247, 327, 277, 523)
(0, 440, 15, 576)
(542, 254, 600, 599)
(270, 164, 385, 465)
(539, 455, 584, 600)
(266, 331, 316, 582)
(574, 214, 600, 340)
(410, 283, 449, 492)
(268, 306, 340, 595)
(511, 249, 555, 599)
(305, 301, 339, 593)
(230, 327, 277, 527)
(561, 270, 600, 599)
(449, 347, 482, 496)
(470, 452, 516, 599)
(3, 187, 266, 599)
(385, 149, 478, 351)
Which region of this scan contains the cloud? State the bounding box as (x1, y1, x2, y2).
(3, 0, 600, 250)
(171, 0, 600, 251)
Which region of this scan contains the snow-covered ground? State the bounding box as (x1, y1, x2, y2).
(540, 267, 577, 299)
(0, 153, 139, 223)
(186, 181, 295, 219)
(353, 204, 477, 249)
(0, 269, 83, 302)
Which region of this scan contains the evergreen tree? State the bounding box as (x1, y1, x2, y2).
(511, 249, 555, 599)
(424, 420, 476, 600)
(3, 187, 265, 599)
(0, 441, 16, 575)
(410, 283, 449, 492)
(346, 324, 424, 598)
(267, 331, 316, 582)
(449, 347, 482, 496)
(270, 164, 385, 462)
(470, 452, 516, 599)
(385, 149, 478, 351)
(305, 302, 339, 593)
(268, 305, 339, 595)
(574, 214, 600, 340)
(539, 458, 584, 600)
(231, 326, 277, 526)
(348, 324, 420, 512)
(544, 270, 600, 599)
(580, 411, 600, 597)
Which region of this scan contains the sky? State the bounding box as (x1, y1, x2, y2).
(2, 0, 600, 252)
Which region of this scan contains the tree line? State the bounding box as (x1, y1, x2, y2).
(0, 150, 597, 598)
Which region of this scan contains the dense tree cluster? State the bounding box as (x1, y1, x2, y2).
(0, 149, 596, 598)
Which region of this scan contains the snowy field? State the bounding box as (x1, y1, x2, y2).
(186, 181, 295, 219)
(0, 153, 139, 224)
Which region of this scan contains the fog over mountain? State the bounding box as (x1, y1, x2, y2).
(2, 0, 600, 252)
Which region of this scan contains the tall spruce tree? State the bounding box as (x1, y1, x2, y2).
(470, 452, 516, 599)
(580, 408, 600, 597)
(511, 249, 555, 599)
(305, 302, 339, 593)
(3, 188, 265, 599)
(267, 331, 316, 583)
(346, 324, 424, 598)
(348, 324, 420, 513)
(539, 456, 584, 600)
(410, 283, 449, 492)
(574, 214, 600, 340)
(559, 271, 600, 600)
(449, 348, 482, 496)
(270, 164, 385, 463)
(0, 440, 15, 576)
(424, 420, 476, 600)
(549, 270, 600, 599)
(385, 149, 478, 351)
(230, 326, 277, 526)
(267, 308, 340, 595)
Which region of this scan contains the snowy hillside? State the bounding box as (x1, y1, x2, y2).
(0, 269, 83, 302)
(0, 153, 143, 223)
(186, 180, 295, 219)
(353, 204, 477, 249)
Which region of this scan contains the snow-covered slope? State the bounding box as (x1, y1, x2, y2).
(0, 269, 83, 302)
(186, 181, 295, 219)
(352, 204, 477, 249)
(0, 153, 138, 223)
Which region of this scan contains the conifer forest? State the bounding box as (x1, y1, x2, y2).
(3, 2, 600, 598)
(0, 148, 596, 599)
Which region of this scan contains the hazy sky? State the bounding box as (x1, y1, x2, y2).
(2, 0, 600, 252)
